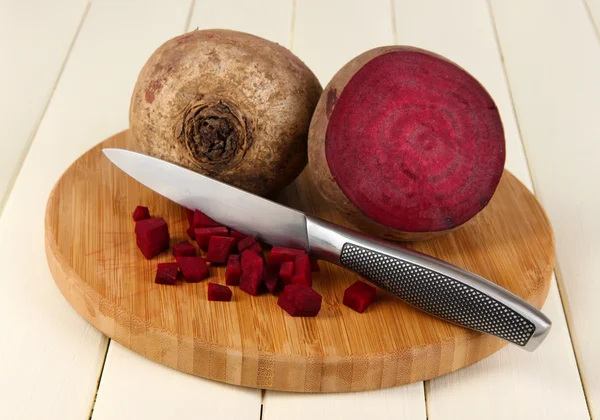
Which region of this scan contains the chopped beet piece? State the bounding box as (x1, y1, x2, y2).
(239, 250, 264, 295)
(226, 254, 242, 286)
(263, 264, 280, 294)
(132, 205, 150, 221)
(267, 246, 305, 265)
(310, 257, 320, 272)
(185, 208, 194, 226)
(343, 281, 377, 313)
(135, 217, 170, 259)
(278, 284, 322, 317)
(173, 240, 196, 257)
(229, 229, 247, 240)
(176, 256, 209, 283)
(208, 283, 232, 301)
(291, 254, 312, 287)
(155, 262, 178, 285)
(279, 261, 294, 284)
(186, 226, 196, 240)
(194, 226, 229, 251)
(192, 209, 220, 228)
(206, 236, 238, 264)
(237, 236, 262, 254)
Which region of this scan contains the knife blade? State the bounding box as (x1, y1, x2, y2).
(103, 148, 551, 351)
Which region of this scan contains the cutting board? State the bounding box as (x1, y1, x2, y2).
(45, 130, 554, 392)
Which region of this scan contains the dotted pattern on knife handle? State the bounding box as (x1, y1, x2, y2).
(340, 243, 535, 346)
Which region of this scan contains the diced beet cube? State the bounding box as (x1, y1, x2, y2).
(173, 240, 196, 257)
(192, 209, 220, 228)
(132, 205, 150, 221)
(237, 236, 262, 254)
(310, 257, 320, 272)
(343, 281, 377, 313)
(176, 256, 209, 283)
(277, 284, 322, 317)
(135, 217, 170, 259)
(267, 246, 305, 265)
(279, 261, 294, 285)
(291, 254, 312, 287)
(186, 226, 196, 240)
(206, 236, 238, 264)
(226, 254, 242, 286)
(185, 208, 194, 226)
(263, 264, 280, 294)
(207, 283, 233, 301)
(240, 250, 264, 295)
(229, 229, 247, 240)
(155, 262, 178, 285)
(194, 226, 229, 251)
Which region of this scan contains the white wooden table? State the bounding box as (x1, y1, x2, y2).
(1, 0, 597, 418)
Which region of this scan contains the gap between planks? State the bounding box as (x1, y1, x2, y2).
(486, 0, 592, 417)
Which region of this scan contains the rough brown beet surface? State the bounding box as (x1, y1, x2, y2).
(130, 29, 322, 196)
(308, 47, 505, 241)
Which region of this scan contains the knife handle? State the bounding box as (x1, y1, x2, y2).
(306, 216, 551, 351)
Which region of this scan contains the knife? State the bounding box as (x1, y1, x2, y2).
(103, 148, 551, 351)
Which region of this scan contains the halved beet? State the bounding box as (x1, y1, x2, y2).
(308, 47, 505, 241)
(226, 254, 242, 286)
(343, 281, 376, 313)
(291, 254, 312, 287)
(176, 256, 209, 283)
(132, 206, 150, 221)
(267, 246, 305, 265)
(207, 236, 238, 264)
(263, 264, 280, 294)
(237, 236, 262, 254)
(186, 226, 196, 240)
(186, 208, 194, 226)
(194, 226, 229, 251)
(240, 250, 264, 295)
(173, 240, 196, 257)
(279, 261, 294, 284)
(155, 262, 179, 285)
(191, 209, 220, 228)
(310, 257, 320, 272)
(278, 284, 322, 317)
(207, 283, 232, 301)
(135, 217, 170, 259)
(229, 229, 247, 240)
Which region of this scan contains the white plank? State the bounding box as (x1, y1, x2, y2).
(264, 1, 427, 418)
(92, 343, 260, 419)
(491, 0, 600, 417)
(392, 1, 589, 419)
(0, 0, 88, 211)
(585, 0, 600, 34)
(263, 384, 426, 420)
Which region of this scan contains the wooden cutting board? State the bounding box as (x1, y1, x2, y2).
(45, 130, 554, 392)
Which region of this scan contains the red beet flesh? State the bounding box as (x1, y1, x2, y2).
(176, 256, 209, 283)
(326, 51, 505, 232)
(186, 208, 194, 225)
(240, 250, 264, 295)
(310, 257, 320, 272)
(155, 262, 179, 285)
(135, 217, 170, 259)
(291, 254, 312, 287)
(194, 226, 229, 251)
(186, 226, 196, 240)
(343, 281, 377, 313)
(207, 283, 232, 301)
(226, 254, 242, 286)
(263, 264, 280, 294)
(132, 206, 150, 221)
(191, 209, 220, 228)
(237, 236, 262, 254)
(278, 284, 322, 317)
(206, 236, 238, 264)
(279, 261, 294, 284)
(267, 246, 305, 265)
(173, 240, 196, 257)
(229, 230, 247, 240)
